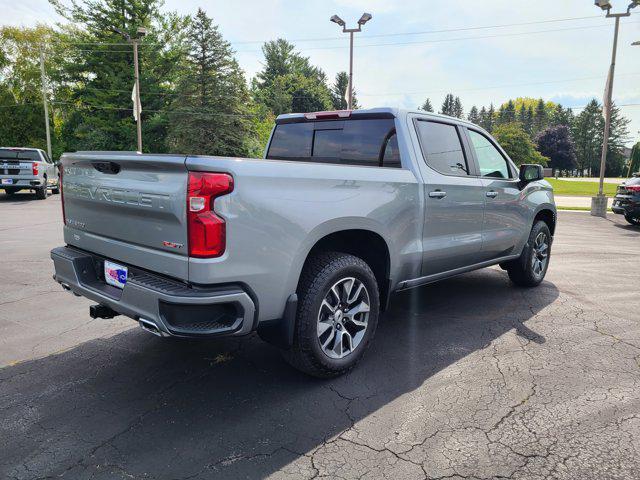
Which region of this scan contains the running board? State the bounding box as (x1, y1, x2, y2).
(396, 254, 521, 291)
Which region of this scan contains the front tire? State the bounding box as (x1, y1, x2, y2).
(506, 221, 551, 287)
(282, 252, 380, 378)
(624, 213, 640, 226)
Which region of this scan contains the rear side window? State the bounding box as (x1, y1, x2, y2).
(267, 119, 401, 168)
(415, 121, 469, 176)
(266, 123, 313, 161)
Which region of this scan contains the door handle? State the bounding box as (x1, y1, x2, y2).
(486, 190, 498, 198)
(429, 190, 447, 199)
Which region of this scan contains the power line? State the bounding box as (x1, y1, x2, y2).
(31, 14, 613, 51)
(271, 21, 640, 53)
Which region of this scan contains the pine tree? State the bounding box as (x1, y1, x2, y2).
(330, 71, 358, 110)
(523, 106, 535, 136)
(572, 99, 603, 176)
(166, 9, 255, 156)
(453, 96, 464, 118)
(468, 106, 480, 125)
(51, 0, 187, 152)
(478, 106, 489, 130)
(440, 93, 456, 116)
(486, 104, 496, 132)
(420, 98, 434, 112)
(252, 39, 332, 115)
(533, 98, 549, 135)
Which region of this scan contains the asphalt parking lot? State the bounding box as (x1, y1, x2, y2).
(1, 192, 640, 480)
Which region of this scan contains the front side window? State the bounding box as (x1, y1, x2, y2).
(415, 121, 469, 176)
(468, 130, 511, 179)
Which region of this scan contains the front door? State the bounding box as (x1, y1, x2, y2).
(465, 128, 528, 261)
(414, 119, 486, 276)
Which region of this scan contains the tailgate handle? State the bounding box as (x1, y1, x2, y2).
(91, 162, 121, 175)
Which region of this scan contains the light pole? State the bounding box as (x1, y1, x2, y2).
(330, 13, 372, 110)
(112, 26, 146, 153)
(591, 0, 638, 217)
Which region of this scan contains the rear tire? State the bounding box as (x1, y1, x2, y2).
(35, 178, 47, 200)
(281, 252, 380, 378)
(624, 214, 640, 226)
(4, 189, 16, 196)
(506, 221, 551, 288)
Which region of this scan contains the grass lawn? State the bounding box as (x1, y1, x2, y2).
(557, 206, 613, 212)
(547, 178, 619, 197)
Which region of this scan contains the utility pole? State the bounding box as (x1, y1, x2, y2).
(132, 38, 142, 153)
(112, 26, 146, 153)
(330, 13, 372, 110)
(591, 0, 638, 217)
(39, 49, 52, 160)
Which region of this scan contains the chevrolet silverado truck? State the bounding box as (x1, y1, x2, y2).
(1, 147, 59, 199)
(50, 108, 556, 377)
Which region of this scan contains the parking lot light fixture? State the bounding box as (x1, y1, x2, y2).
(590, 1, 638, 217)
(329, 12, 373, 110)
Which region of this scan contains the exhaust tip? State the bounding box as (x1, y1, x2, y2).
(138, 318, 165, 337)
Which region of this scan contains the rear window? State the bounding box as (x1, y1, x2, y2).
(0, 149, 40, 161)
(267, 119, 401, 168)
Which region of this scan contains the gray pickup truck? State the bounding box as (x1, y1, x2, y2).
(51, 108, 555, 377)
(1, 147, 59, 199)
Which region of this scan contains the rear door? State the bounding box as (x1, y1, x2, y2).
(464, 128, 528, 261)
(413, 118, 486, 276)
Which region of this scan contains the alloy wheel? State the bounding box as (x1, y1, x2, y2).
(531, 231, 549, 278)
(317, 277, 370, 359)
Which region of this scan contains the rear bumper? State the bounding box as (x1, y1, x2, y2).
(0, 177, 46, 188)
(50, 246, 256, 337)
(611, 197, 640, 216)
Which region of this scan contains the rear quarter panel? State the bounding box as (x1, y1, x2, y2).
(186, 156, 422, 322)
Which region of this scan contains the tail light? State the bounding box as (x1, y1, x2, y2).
(187, 172, 233, 258)
(59, 165, 66, 225)
(625, 185, 640, 193)
(32, 163, 39, 175)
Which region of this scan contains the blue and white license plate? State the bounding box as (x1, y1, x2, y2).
(1, 179, 14, 185)
(104, 260, 128, 289)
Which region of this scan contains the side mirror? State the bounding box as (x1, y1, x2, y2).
(519, 164, 543, 184)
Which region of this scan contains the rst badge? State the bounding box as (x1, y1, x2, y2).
(104, 260, 128, 289)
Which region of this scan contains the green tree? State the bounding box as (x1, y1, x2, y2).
(252, 39, 332, 116)
(628, 142, 640, 176)
(533, 98, 549, 135)
(440, 93, 455, 116)
(420, 98, 433, 112)
(497, 100, 516, 125)
(492, 122, 548, 166)
(330, 71, 358, 110)
(550, 104, 574, 128)
(572, 99, 604, 175)
(166, 9, 255, 156)
(0, 25, 65, 156)
(467, 105, 480, 125)
(50, 0, 189, 153)
(453, 96, 463, 118)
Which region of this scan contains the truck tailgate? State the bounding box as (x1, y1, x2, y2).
(61, 152, 189, 280)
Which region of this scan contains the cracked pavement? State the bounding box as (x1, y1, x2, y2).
(1, 194, 640, 479)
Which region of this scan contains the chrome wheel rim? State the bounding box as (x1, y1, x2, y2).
(317, 277, 370, 359)
(531, 232, 549, 278)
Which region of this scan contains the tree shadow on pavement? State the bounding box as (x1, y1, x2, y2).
(0, 268, 559, 480)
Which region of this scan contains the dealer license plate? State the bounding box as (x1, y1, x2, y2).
(104, 260, 128, 289)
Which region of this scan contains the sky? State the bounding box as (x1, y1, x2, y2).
(3, 0, 640, 145)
